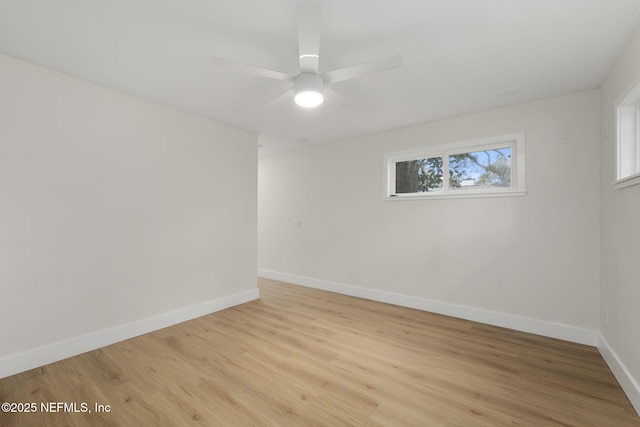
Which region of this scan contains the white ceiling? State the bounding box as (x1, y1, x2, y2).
(1, 1, 640, 156)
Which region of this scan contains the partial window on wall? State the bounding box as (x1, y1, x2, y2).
(615, 81, 640, 189)
(384, 133, 526, 199)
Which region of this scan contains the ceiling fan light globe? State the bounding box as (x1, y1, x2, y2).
(295, 91, 324, 108)
(294, 73, 324, 108)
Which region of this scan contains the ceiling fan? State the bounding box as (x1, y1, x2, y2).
(211, 3, 402, 109)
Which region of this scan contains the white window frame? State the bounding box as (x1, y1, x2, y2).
(383, 132, 526, 200)
(614, 78, 640, 189)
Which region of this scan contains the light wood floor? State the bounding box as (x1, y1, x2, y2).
(1, 278, 638, 426)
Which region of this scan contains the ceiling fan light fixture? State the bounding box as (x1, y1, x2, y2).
(295, 90, 324, 108)
(294, 73, 324, 108)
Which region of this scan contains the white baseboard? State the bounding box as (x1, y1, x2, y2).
(258, 269, 597, 346)
(598, 334, 640, 417)
(0, 288, 260, 380)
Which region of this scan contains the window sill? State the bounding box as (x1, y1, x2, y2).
(613, 173, 640, 190)
(384, 190, 527, 201)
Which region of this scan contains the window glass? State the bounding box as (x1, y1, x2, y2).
(395, 156, 443, 193)
(449, 148, 511, 190)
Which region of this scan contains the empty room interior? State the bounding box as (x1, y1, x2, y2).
(1, 1, 640, 425)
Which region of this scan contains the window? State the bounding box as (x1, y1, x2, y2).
(615, 80, 640, 189)
(384, 133, 526, 199)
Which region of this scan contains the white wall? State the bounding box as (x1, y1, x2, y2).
(259, 90, 601, 342)
(599, 26, 640, 413)
(0, 53, 258, 375)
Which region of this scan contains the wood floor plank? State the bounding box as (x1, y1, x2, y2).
(1, 277, 638, 426)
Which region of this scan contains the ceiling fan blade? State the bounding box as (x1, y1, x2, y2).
(211, 56, 293, 82)
(323, 54, 402, 84)
(324, 88, 352, 109)
(298, 3, 321, 73)
(262, 89, 294, 110)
